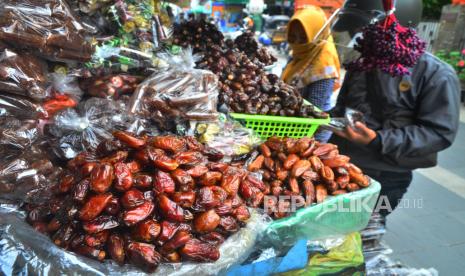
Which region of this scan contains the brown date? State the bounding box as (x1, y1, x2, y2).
(123, 201, 155, 226)
(200, 171, 223, 186)
(302, 180, 315, 204)
(152, 136, 186, 152)
(174, 151, 205, 166)
(313, 144, 337, 157)
(108, 234, 125, 265)
(320, 166, 335, 184)
(186, 165, 209, 178)
(153, 155, 179, 171)
(74, 245, 106, 261)
(218, 216, 239, 233)
(134, 174, 153, 190)
(104, 197, 121, 215)
(171, 191, 196, 208)
(184, 136, 205, 151)
(233, 205, 250, 222)
(264, 157, 275, 172)
(309, 156, 323, 172)
(157, 221, 180, 245)
(347, 183, 361, 192)
(170, 169, 194, 191)
(199, 232, 225, 246)
(84, 230, 109, 247)
(259, 144, 271, 157)
(154, 171, 176, 194)
(132, 220, 161, 242)
(215, 199, 233, 216)
(164, 251, 181, 263)
(283, 154, 299, 170)
(81, 162, 97, 177)
(72, 178, 89, 203)
(332, 190, 348, 195)
(315, 185, 328, 203)
(161, 230, 192, 254)
(90, 163, 114, 193)
(114, 162, 133, 191)
(79, 193, 113, 221)
(57, 174, 75, 194)
(121, 189, 145, 209)
(288, 178, 300, 195)
(158, 194, 189, 222)
(336, 175, 350, 189)
(291, 160, 311, 178)
(196, 186, 227, 209)
(208, 162, 229, 173)
(221, 167, 246, 196)
(180, 239, 220, 262)
(127, 242, 162, 272)
(194, 209, 221, 233)
(113, 131, 146, 149)
(101, 151, 129, 164)
(322, 155, 350, 168)
(82, 215, 119, 234)
(247, 155, 264, 172)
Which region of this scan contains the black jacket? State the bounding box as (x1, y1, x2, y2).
(329, 53, 461, 172)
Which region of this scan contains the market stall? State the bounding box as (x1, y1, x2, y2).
(0, 0, 387, 275)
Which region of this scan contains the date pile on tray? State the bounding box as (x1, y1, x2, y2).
(24, 132, 254, 272)
(247, 137, 371, 219)
(172, 19, 328, 119)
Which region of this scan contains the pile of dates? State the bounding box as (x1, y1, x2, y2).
(197, 45, 327, 118)
(172, 19, 224, 53)
(247, 137, 371, 219)
(230, 31, 277, 66)
(174, 20, 327, 119)
(24, 132, 255, 272)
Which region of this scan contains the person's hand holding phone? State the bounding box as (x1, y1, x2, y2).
(333, 121, 377, 145)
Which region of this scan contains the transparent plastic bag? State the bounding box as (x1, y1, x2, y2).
(129, 48, 219, 130)
(281, 233, 365, 276)
(191, 116, 262, 161)
(0, 93, 46, 120)
(0, 0, 93, 62)
(0, 116, 38, 150)
(0, 48, 49, 101)
(78, 74, 142, 99)
(46, 98, 122, 159)
(259, 180, 381, 249)
(50, 72, 84, 100)
(0, 206, 270, 276)
(0, 146, 61, 203)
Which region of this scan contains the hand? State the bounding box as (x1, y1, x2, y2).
(333, 122, 377, 145)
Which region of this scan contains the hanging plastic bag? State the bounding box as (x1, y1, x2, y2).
(0, 48, 49, 101)
(0, 0, 94, 62)
(50, 72, 84, 100)
(128, 48, 219, 130)
(0, 205, 270, 276)
(45, 98, 122, 159)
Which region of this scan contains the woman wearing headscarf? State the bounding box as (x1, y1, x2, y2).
(282, 6, 340, 142)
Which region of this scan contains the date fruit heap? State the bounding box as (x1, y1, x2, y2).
(24, 132, 255, 272)
(247, 137, 371, 219)
(230, 31, 277, 66)
(173, 20, 328, 119)
(345, 0, 425, 76)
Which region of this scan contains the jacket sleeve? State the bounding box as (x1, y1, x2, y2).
(376, 70, 461, 159)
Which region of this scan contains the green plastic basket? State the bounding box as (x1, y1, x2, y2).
(230, 106, 330, 139)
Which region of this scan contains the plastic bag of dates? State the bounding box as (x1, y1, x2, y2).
(128, 49, 219, 130)
(3, 133, 271, 274)
(245, 137, 381, 247)
(0, 48, 49, 101)
(44, 98, 124, 159)
(0, 144, 62, 204)
(0, 0, 94, 62)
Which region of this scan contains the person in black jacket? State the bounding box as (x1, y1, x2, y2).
(331, 0, 461, 217)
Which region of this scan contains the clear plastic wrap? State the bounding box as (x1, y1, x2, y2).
(281, 233, 365, 276)
(0, 93, 45, 120)
(0, 145, 61, 203)
(259, 180, 381, 249)
(0, 206, 270, 275)
(0, 116, 38, 150)
(79, 74, 142, 99)
(191, 117, 262, 161)
(50, 72, 84, 100)
(0, 48, 49, 101)
(46, 98, 122, 159)
(129, 48, 219, 130)
(0, 0, 94, 62)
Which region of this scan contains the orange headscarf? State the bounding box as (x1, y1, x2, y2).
(282, 6, 341, 91)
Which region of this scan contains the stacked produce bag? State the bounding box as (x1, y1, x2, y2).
(0, 2, 379, 274)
